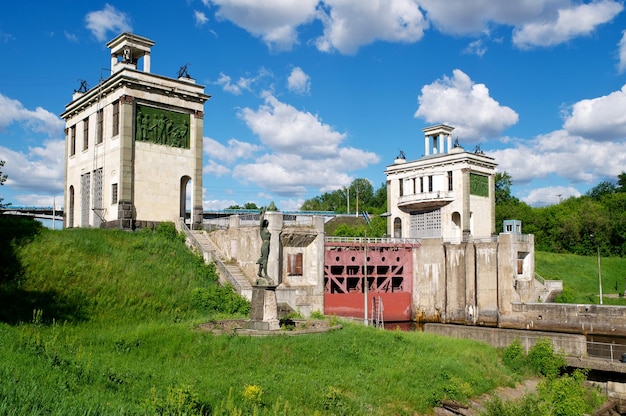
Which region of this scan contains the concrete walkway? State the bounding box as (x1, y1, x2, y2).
(190, 230, 253, 300)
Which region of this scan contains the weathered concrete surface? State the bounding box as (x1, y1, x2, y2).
(424, 323, 587, 357)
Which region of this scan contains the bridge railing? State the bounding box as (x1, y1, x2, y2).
(586, 341, 626, 362)
(325, 236, 422, 245)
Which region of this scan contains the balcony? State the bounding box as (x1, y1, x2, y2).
(397, 191, 454, 211)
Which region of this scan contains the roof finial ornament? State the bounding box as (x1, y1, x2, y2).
(396, 149, 406, 159)
(177, 63, 191, 79)
(74, 79, 89, 93)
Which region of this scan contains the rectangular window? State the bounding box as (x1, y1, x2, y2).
(412, 178, 416, 194)
(96, 109, 103, 144)
(399, 178, 404, 197)
(287, 253, 303, 276)
(83, 117, 89, 151)
(420, 177, 424, 193)
(448, 171, 453, 191)
(428, 175, 433, 192)
(111, 183, 118, 204)
(70, 125, 76, 156)
(112, 101, 119, 136)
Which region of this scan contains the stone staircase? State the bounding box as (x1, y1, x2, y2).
(187, 228, 253, 300)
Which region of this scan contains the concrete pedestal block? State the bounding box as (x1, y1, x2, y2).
(247, 285, 280, 331)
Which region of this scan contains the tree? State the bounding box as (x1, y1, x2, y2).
(585, 180, 616, 200)
(617, 171, 626, 192)
(495, 171, 518, 204)
(0, 160, 9, 209)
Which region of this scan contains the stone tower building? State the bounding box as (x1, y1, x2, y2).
(61, 33, 209, 229)
(385, 124, 497, 242)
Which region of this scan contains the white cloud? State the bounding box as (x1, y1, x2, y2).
(194, 10, 209, 26)
(287, 67, 310, 95)
(0, 139, 65, 194)
(203, 160, 230, 177)
(315, 0, 427, 54)
(513, 0, 623, 48)
(240, 93, 346, 155)
(228, 94, 379, 196)
(64, 31, 78, 42)
(618, 31, 626, 73)
(462, 39, 487, 57)
(414, 69, 518, 141)
(563, 85, 626, 141)
(0, 93, 64, 135)
(491, 130, 626, 187)
(207, 0, 318, 51)
(520, 185, 581, 207)
(85, 4, 132, 42)
(215, 69, 272, 95)
(203, 137, 261, 163)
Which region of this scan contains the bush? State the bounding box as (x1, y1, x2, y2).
(191, 284, 250, 315)
(155, 222, 183, 242)
(527, 339, 566, 378)
(502, 338, 526, 373)
(554, 287, 575, 303)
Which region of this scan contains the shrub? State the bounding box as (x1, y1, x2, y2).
(554, 287, 575, 303)
(191, 285, 250, 315)
(155, 222, 182, 242)
(502, 338, 526, 373)
(527, 338, 566, 378)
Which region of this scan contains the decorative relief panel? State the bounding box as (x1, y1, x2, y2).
(135, 105, 190, 149)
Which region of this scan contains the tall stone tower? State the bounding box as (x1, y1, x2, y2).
(385, 124, 497, 242)
(61, 33, 209, 229)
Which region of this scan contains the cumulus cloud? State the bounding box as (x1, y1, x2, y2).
(204, 137, 261, 163)
(0, 93, 64, 135)
(491, 130, 626, 189)
(215, 69, 272, 95)
(85, 4, 132, 42)
(513, 0, 623, 49)
(563, 85, 626, 141)
(287, 67, 310, 95)
(315, 0, 427, 54)
(225, 93, 379, 196)
(414, 69, 518, 141)
(0, 139, 65, 194)
(521, 185, 581, 207)
(206, 0, 318, 51)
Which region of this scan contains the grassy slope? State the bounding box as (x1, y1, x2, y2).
(535, 251, 626, 305)
(0, 225, 517, 415)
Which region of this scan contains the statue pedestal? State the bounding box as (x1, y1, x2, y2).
(247, 285, 280, 331)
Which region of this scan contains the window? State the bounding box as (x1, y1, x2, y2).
(420, 177, 424, 193)
(428, 175, 433, 192)
(412, 178, 416, 194)
(83, 117, 89, 151)
(517, 252, 528, 275)
(111, 183, 118, 204)
(112, 101, 119, 136)
(287, 253, 303, 276)
(398, 178, 404, 197)
(70, 125, 76, 156)
(448, 171, 453, 191)
(96, 109, 103, 144)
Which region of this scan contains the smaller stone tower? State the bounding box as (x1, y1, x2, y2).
(385, 124, 497, 242)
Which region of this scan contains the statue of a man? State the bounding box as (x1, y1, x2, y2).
(256, 207, 274, 285)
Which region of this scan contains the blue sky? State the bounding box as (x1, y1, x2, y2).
(1, 1, 626, 211)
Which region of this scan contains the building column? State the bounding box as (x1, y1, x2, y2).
(266, 211, 283, 285)
(439, 133, 444, 154)
(143, 52, 151, 73)
(192, 110, 204, 229)
(462, 168, 471, 240)
(118, 95, 135, 229)
(424, 136, 430, 156)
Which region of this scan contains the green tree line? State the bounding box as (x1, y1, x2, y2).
(497, 171, 626, 257)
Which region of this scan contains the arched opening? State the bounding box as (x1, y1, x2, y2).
(393, 217, 402, 238)
(68, 186, 75, 228)
(180, 175, 192, 224)
(451, 211, 461, 242)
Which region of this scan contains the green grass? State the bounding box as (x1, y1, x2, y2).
(0, 221, 518, 415)
(536, 251, 626, 305)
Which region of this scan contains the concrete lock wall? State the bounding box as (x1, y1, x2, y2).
(209, 212, 325, 316)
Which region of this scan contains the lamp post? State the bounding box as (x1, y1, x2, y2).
(598, 244, 603, 305)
